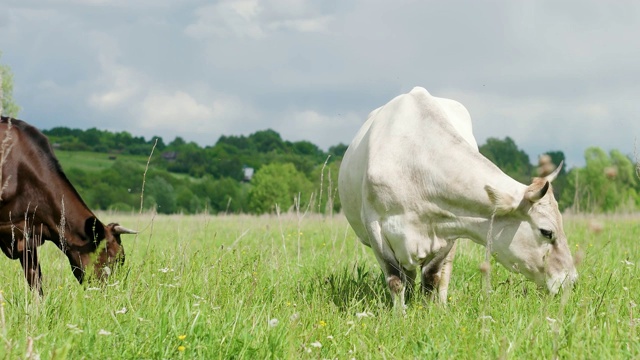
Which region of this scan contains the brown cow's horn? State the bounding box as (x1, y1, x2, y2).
(113, 225, 138, 234)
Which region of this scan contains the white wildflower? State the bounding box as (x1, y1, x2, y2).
(98, 329, 112, 336)
(290, 313, 300, 322)
(102, 266, 111, 277)
(115, 307, 127, 314)
(158, 267, 174, 273)
(356, 311, 374, 318)
(327, 335, 334, 340)
(546, 317, 557, 323)
(268, 318, 279, 328)
(310, 341, 322, 348)
(622, 260, 634, 266)
(479, 315, 496, 323)
(66, 324, 83, 333)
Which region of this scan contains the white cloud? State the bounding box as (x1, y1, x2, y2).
(184, 1, 265, 39)
(184, 0, 333, 39)
(276, 109, 362, 149)
(135, 91, 260, 144)
(87, 32, 143, 110)
(139, 91, 213, 128)
(88, 66, 140, 109)
(267, 15, 332, 33)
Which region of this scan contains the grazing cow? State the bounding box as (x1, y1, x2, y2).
(338, 87, 577, 311)
(0, 117, 137, 295)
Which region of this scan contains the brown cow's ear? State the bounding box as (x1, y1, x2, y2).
(84, 217, 105, 243)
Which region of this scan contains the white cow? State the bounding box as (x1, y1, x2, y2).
(338, 87, 577, 310)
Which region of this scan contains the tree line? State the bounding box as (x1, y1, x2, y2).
(44, 127, 344, 215)
(42, 126, 640, 215)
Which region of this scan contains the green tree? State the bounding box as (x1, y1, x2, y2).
(146, 177, 177, 214)
(0, 52, 20, 117)
(209, 177, 242, 213)
(176, 185, 200, 214)
(329, 143, 348, 159)
(250, 129, 285, 153)
(480, 137, 532, 183)
(247, 163, 313, 214)
(561, 147, 639, 213)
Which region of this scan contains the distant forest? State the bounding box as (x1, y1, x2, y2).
(43, 126, 640, 215)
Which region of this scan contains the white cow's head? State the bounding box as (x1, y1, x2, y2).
(485, 163, 577, 294)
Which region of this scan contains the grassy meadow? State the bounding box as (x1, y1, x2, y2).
(0, 212, 638, 359)
(54, 151, 151, 173)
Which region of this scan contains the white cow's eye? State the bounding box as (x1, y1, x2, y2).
(540, 228, 554, 240)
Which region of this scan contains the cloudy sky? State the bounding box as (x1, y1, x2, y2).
(1, 0, 639, 167)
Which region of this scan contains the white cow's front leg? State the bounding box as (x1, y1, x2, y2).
(436, 241, 457, 304)
(387, 275, 405, 313)
(365, 219, 412, 314)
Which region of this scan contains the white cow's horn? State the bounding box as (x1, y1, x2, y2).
(545, 160, 564, 182)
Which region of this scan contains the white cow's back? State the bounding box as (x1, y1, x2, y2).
(339, 87, 504, 247)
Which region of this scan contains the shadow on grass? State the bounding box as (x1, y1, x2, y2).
(306, 262, 391, 311)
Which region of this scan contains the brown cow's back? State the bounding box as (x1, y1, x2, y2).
(0, 116, 135, 294)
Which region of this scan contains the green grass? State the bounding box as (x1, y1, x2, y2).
(0, 213, 638, 359)
(54, 150, 150, 173)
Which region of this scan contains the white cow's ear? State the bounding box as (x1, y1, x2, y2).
(485, 185, 520, 214)
(524, 179, 550, 203)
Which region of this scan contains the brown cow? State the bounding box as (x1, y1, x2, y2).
(0, 116, 137, 295)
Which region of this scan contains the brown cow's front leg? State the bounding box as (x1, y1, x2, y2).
(20, 245, 43, 296)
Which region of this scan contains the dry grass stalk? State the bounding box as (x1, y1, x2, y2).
(0, 118, 14, 201)
(587, 219, 604, 234)
(0, 70, 3, 115)
(482, 210, 497, 295)
(57, 196, 67, 253)
(604, 166, 618, 180)
(0, 291, 5, 337)
(327, 167, 335, 217)
(317, 155, 330, 214)
(24, 337, 35, 360)
(139, 138, 158, 215)
(294, 192, 314, 264)
(536, 154, 556, 177)
(635, 138, 639, 180)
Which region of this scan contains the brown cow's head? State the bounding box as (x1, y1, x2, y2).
(93, 222, 138, 279)
(67, 218, 137, 283)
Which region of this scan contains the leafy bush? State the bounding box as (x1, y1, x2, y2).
(247, 163, 313, 214)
